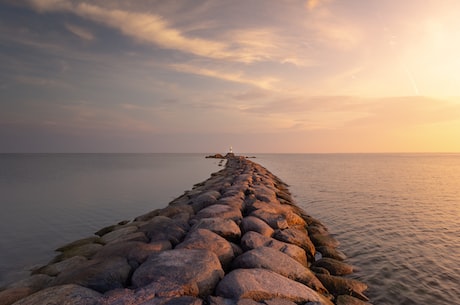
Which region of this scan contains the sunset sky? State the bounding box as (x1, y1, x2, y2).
(1, 0, 460, 152)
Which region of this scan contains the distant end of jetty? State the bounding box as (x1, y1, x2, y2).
(0, 155, 370, 305)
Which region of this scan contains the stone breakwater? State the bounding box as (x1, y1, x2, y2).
(0, 156, 370, 305)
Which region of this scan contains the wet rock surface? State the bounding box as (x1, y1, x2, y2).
(1, 156, 369, 305)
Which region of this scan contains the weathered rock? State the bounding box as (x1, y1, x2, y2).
(176, 229, 235, 268)
(106, 231, 148, 245)
(249, 210, 289, 230)
(10, 284, 102, 305)
(93, 240, 171, 264)
(5, 274, 53, 291)
(56, 236, 102, 252)
(315, 274, 368, 301)
(310, 233, 340, 248)
(135, 205, 194, 222)
(190, 191, 221, 212)
(311, 258, 354, 276)
(131, 249, 224, 297)
(0, 287, 34, 305)
(52, 243, 103, 263)
(241, 231, 307, 266)
(274, 228, 316, 259)
(138, 216, 186, 245)
(217, 195, 245, 211)
(251, 185, 277, 203)
(316, 246, 347, 261)
(50, 256, 132, 293)
(215, 269, 332, 304)
(33, 256, 88, 276)
(336, 294, 372, 305)
(194, 204, 242, 223)
(232, 247, 327, 294)
(100, 226, 138, 244)
(241, 216, 274, 237)
(190, 218, 241, 241)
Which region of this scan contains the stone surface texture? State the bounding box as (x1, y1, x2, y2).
(1, 156, 369, 305)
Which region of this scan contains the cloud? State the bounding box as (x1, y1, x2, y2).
(65, 23, 95, 41)
(170, 63, 279, 90)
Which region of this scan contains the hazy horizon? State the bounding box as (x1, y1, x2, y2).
(1, 1, 460, 153)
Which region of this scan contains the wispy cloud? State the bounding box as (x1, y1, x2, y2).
(65, 23, 95, 41)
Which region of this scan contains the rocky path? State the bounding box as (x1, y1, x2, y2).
(0, 156, 370, 305)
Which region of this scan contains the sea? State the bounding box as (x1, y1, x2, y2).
(0, 153, 459, 305)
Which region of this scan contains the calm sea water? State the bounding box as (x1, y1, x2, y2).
(0, 153, 223, 287)
(1, 154, 459, 305)
(256, 154, 460, 305)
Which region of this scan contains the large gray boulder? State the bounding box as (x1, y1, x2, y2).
(99, 226, 138, 244)
(10, 284, 102, 305)
(241, 231, 307, 266)
(273, 228, 316, 259)
(215, 269, 332, 305)
(315, 274, 368, 301)
(311, 258, 354, 276)
(176, 229, 235, 268)
(194, 205, 242, 223)
(131, 249, 224, 297)
(138, 216, 186, 245)
(50, 256, 132, 293)
(190, 218, 241, 241)
(240, 216, 274, 237)
(33, 256, 88, 277)
(232, 247, 327, 294)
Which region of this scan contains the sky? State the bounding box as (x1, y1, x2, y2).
(1, 0, 460, 153)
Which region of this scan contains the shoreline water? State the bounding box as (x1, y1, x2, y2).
(0, 156, 369, 305)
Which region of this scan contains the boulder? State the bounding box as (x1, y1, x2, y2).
(273, 228, 316, 259)
(311, 258, 354, 276)
(316, 246, 347, 261)
(190, 218, 241, 241)
(0, 287, 34, 305)
(190, 191, 221, 212)
(5, 274, 53, 291)
(93, 240, 171, 264)
(138, 216, 186, 246)
(51, 243, 103, 263)
(241, 216, 274, 237)
(251, 185, 277, 203)
(135, 205, 194, 222)
(33, 256, 88, 276)
(232, 247, 327, 294)
(56, 236, 102, 252)
(241, 232, 307, 266)
(217, 195, 245, 211)
(10, 284, 102, 305)
(249, 210, 289, 230)
(194, 205, 242, 223)
(105, 232, 148, 245)
(310, 233, 340, 248)
(99, 226, 138, 244)
(215, 269, 332, 305)
(131, 249, 224, 297)
(176, 229, 235, 268)
(50, 256, 132, 293)
(315, 274, 368, 301)
(336, 294, 372, 305)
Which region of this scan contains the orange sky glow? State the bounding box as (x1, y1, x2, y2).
(0, 0, 459, 152)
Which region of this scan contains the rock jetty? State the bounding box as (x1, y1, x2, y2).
(0, 156, 370, 305)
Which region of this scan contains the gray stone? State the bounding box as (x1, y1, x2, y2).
(310, 233, 340, 248)
(190, 191, 221, 212)
(232, 247, 327, 294)
(106, 232, 148, 245)
(0, 287, 34, 305)
(240, 231, 307, 266)
(215, 269, 332, 305)
(274, 228, 316, 259)
(10, 284, 102, 305)
(241, 216, 274, 237)
(100, 226, 138, 244)
(251, 185, 277, 203)
(311, 258, 354, 276)
(315, 274, 368, 301)
(138, 216, 186, 246)
(264, 298, 298, 305)
(6, 274, 53, 291)
(131, 249, 224, 297)
(207, 296, 236, 305)
(135, 205, 194, 222)
(51, 256, 131, 293)
(176, 229, 234, 268)
(336, 295, 372, 305)
(316, 246, 347, 261)
(52, 243, 103, 262)
(93, 240, 171, 264)
(249, 210, 288, 230)
(56, 237, 102, 252)
(191, 218, 241, 241)
(217, 195, 245, 211)
(33, 256, 88, 277)
(194, 205, 242, 223)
